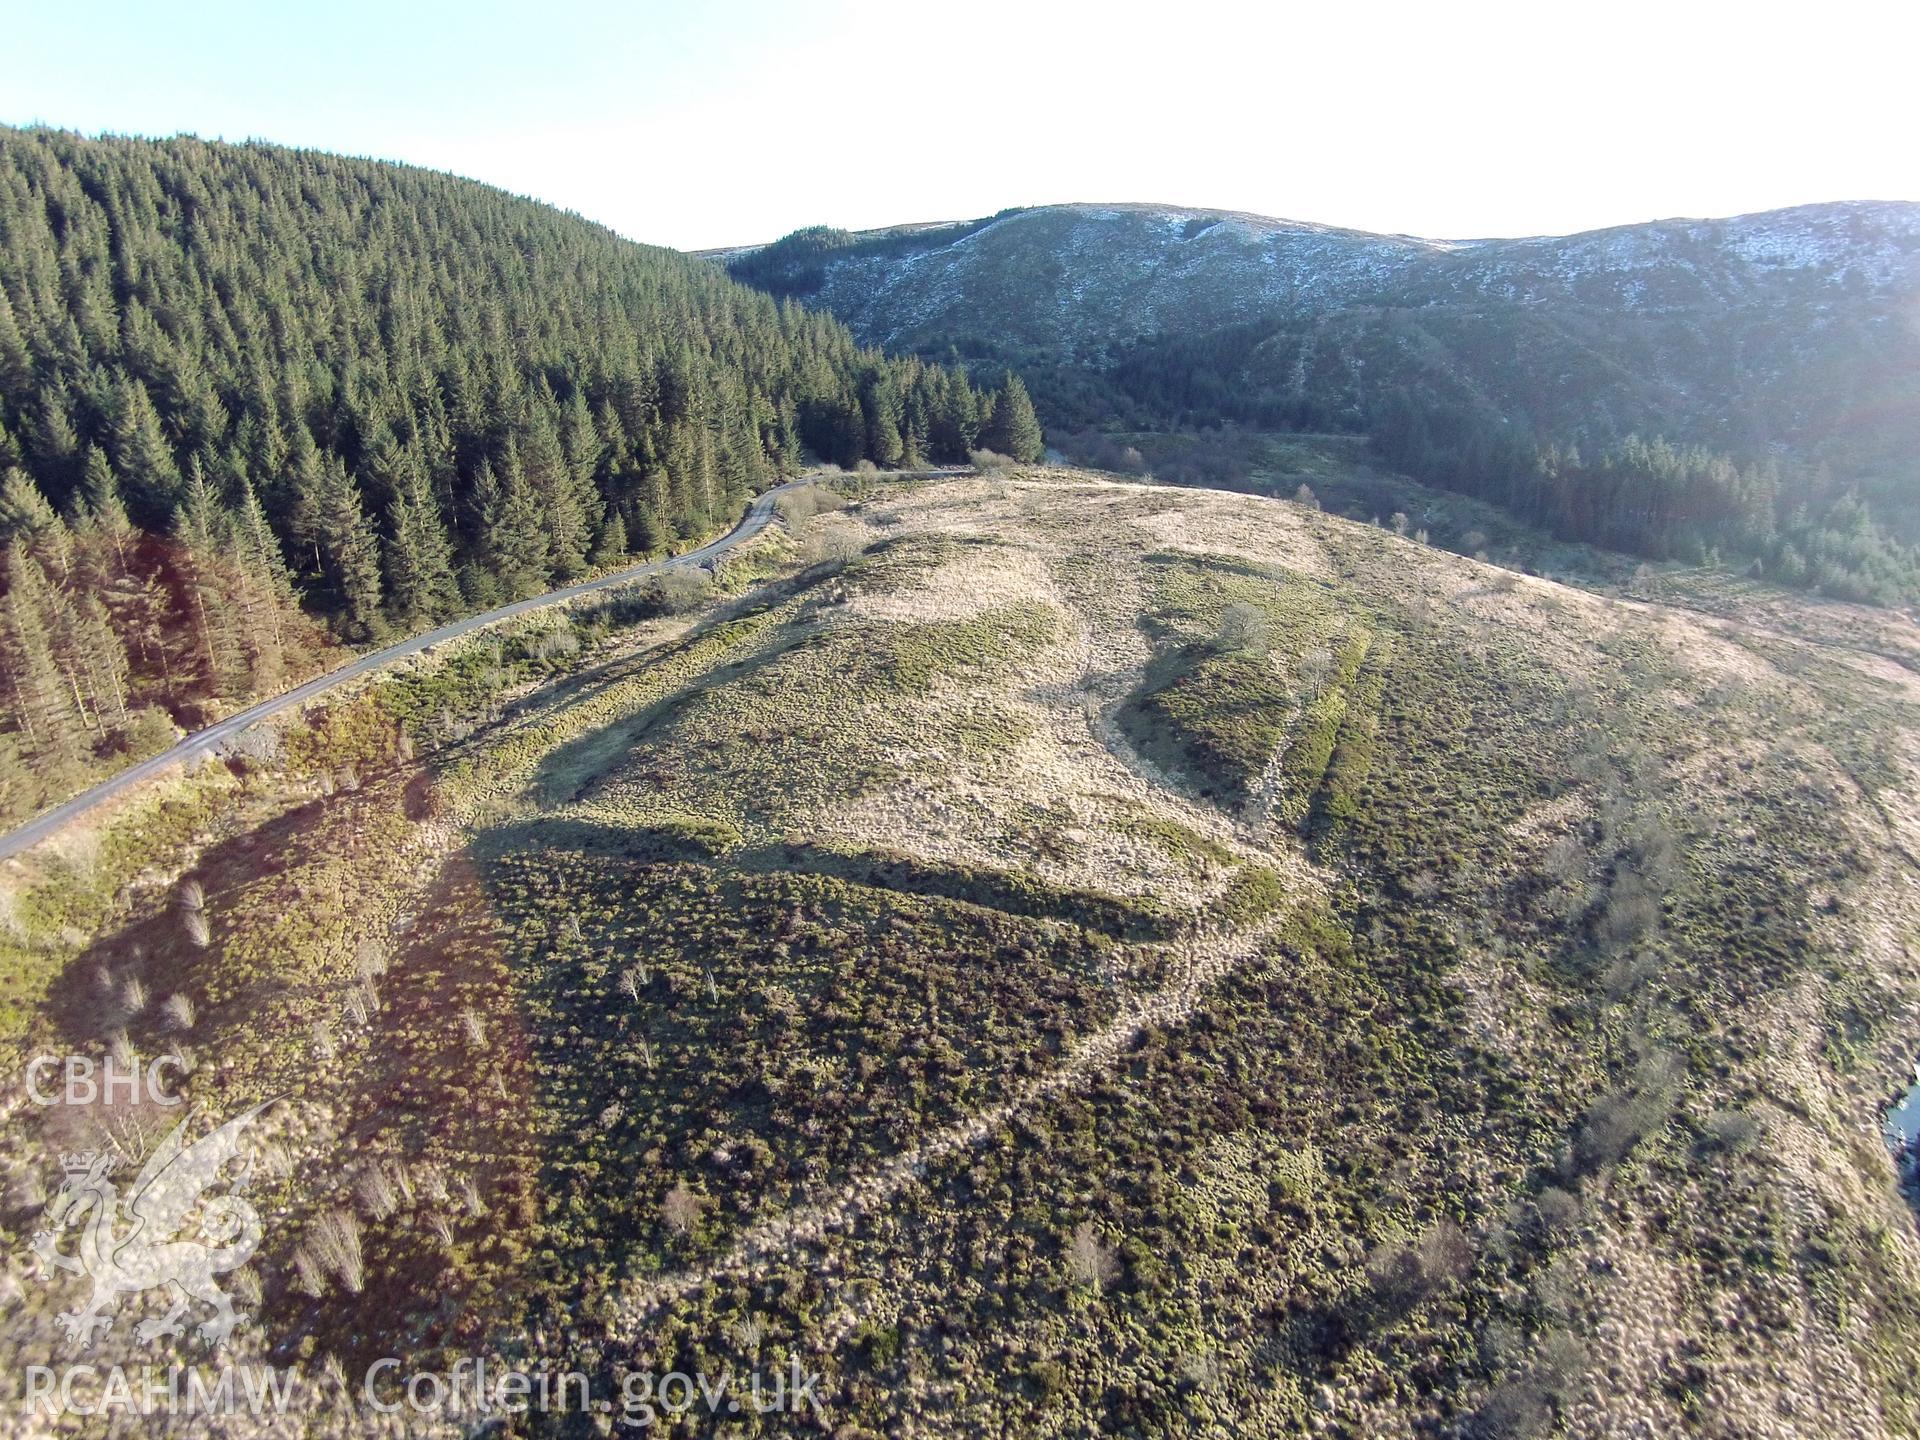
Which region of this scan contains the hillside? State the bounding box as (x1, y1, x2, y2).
(0, 129, 1013, 826)
(5, 470, 1918, 1436)
(718, 203, 1920, 602)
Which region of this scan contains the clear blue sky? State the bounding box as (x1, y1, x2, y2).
(8, 0, 1917, 250)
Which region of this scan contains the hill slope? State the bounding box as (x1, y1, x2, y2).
(719, 203, 1920, 599)
(0, 129, 998, 823)
(6, 470, 1917, 1436)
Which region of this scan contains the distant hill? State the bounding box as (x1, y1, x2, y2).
(715, 201, 1920, 462)
(718, 202, 1920, 601)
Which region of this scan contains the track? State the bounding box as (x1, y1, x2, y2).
(0, 478, 820, 862)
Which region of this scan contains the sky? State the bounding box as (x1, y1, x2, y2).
(7, 0, 1917, 251)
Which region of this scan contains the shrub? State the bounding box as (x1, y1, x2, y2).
(773, 483, 847, 526)
(308, 1209, 365, 1294)
(1534, 1186, 1581, 1241)
(1703, 1107, 1762, 1154)
(799, 514, 866, 570)
(1066, 1220, 1121, 1296)
(1573, 1051, 1684, 1174)
(1368, 1219, 1474, 1308)
(1473, 1382, 1552, 1439)
(642, 569, 713, 616)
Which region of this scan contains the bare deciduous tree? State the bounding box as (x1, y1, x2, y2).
(1215, 602, 1271, 657)
(660, 1181, 706, 1236)
(1295, 646, 1334, 701)
(353, 938, 388, 982)
(291, 1245, 326, 1298)
(1066, 1221, 1120, 1296)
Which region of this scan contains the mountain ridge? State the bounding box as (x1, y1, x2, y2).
(704, 197, 1920, 258)
(710, 198, 1920, 354)
(714, 198, 1920, 605)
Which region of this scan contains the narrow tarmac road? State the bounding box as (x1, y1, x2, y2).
(0, 478, 816, 862)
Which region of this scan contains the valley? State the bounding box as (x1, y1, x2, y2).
(718, 202, 1920, 607)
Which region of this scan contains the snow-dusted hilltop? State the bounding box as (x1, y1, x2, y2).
(716, 200, 1920, 354)
(711, 200, 1920, 493)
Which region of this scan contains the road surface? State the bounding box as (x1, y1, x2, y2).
(0, 478, 821, 863)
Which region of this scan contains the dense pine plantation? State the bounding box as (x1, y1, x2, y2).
(0, 128, 1011, 823)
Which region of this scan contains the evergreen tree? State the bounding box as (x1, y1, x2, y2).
(233, 478, 297, 693)
(384, 454, 460, 630)
(109, 378, 183, 519)
(0, 126, 994, 819)
(981, 372, 1044, 462)
(1, 540, 83, 764)
(521, 400, 590, 579)
(174, 460, 250, 700)
(0, 468, 61, 542)
(588, 509, 629, 568)
(478, 454, 550, 600)
(313, 457, 385, 642)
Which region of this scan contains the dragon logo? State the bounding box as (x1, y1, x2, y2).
(28, 1103, 270, 1349)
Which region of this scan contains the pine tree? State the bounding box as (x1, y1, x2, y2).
(110, 378, 183, 519)
(521, 401, 590, 579)
(478, 453, 550, 600)
(385, 454, 460, 629)
(0, 288, 30, 405)
(313, 457, 385, 642)
(0, 127, 1002, 816)
(936, 368, 981, 458)
(233, 478, 297, 694)
(862, 374, 905, 468)
(175, 460, 250, 700)
(588, 509, 629, 568)
(29, 388, 82, 501)
(0, 467, 61, 542)
(1, 539, 84, 765)
(981, 372, 1043, 462)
